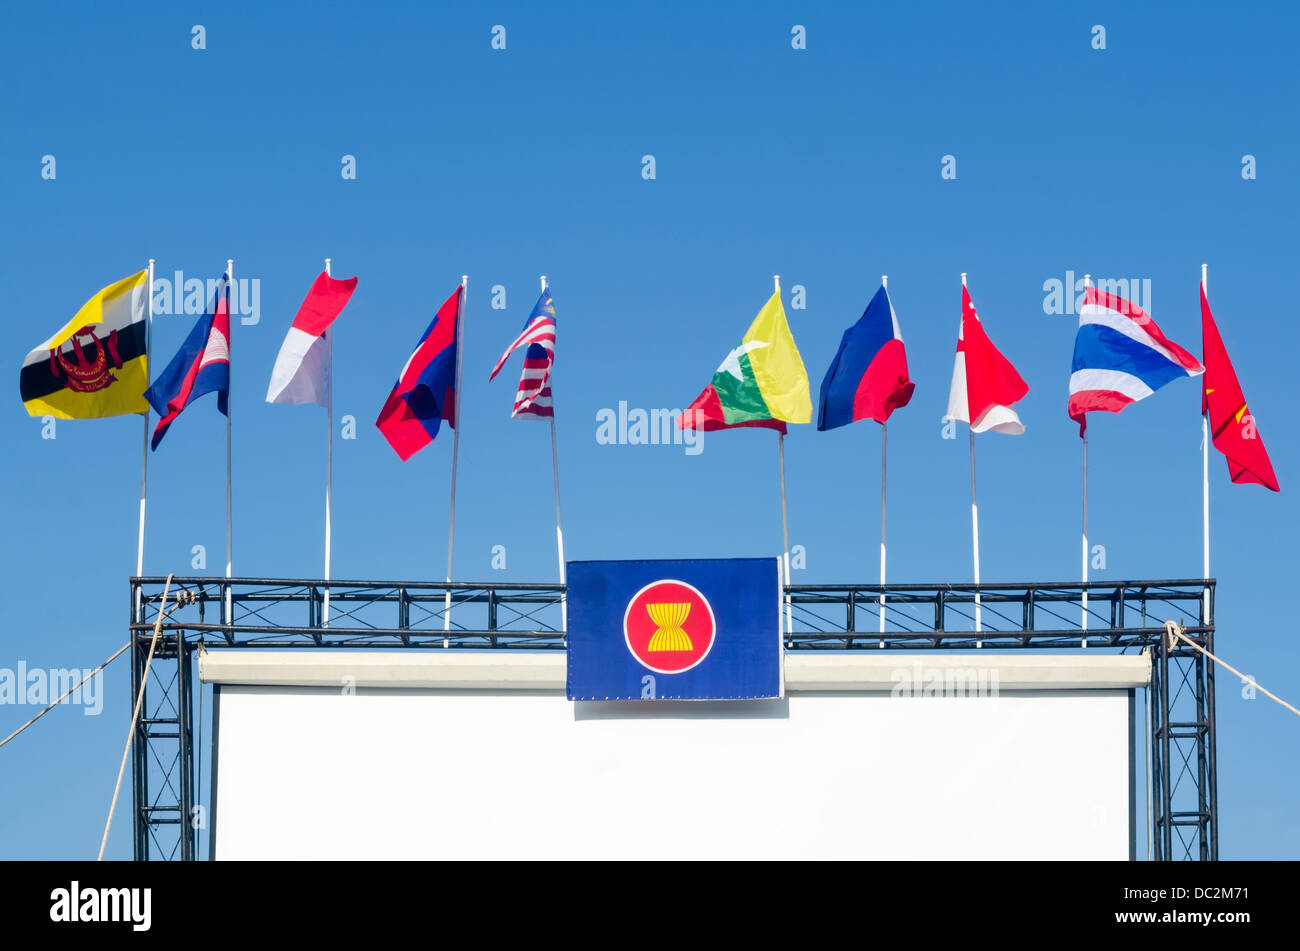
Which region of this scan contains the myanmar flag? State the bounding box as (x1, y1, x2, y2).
(680, 289, 812, 432)
(20, 270, 150, 419)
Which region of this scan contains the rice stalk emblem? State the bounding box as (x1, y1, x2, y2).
(646, 602, 692, 652)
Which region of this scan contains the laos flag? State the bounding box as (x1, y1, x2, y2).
(566, 557, 783, 701)
(817, 283, 915, 430)
(376, 284, 463, 461)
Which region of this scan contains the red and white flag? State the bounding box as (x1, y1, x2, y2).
(944, 284, 1029, 434)
(266, 271, 358, 405)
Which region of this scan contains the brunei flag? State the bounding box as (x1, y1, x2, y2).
(679, 289, 811, 432)
(20, 270, 150, 419)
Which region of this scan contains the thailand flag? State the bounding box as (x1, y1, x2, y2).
(944, 284, 1029, 435)
(1068, 286, 1203, 435)
(376, 284, 462, 461)
(817, 284, 915, 430)
(144, 273, 231, 450)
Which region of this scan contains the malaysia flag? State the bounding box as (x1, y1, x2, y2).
(817, 283, 915, 430)
(944, 284, 1029, 435)
(144, 273, 231, 450)
(376, 284, 463, 461)
(1068, 286, 1203, 435)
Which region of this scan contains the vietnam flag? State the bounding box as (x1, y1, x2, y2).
(1201, 285, 1278, 491)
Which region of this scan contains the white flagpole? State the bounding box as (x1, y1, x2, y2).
(324, 258, 333, 626)
(225, 258, 234, 626)
(963, 273, 982, 642)
(444, 274, 468, 636)
(1081, 272, 1090, 643)
(542, 275, 567, 633)
(879, 275, 889, 639)
(774, 274, 793, 639)
(136, 258, 155, 583)
(1202, 262, 1210, 624)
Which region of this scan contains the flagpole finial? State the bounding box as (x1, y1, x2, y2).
(961, 272, 967, 286)
(1201, 263, 1208, 290)
(1083, 273, 1091, 288)
(540, 275, 548, 291)
(324, 258, 332, 276)
(773, 274, 780, 293)
(462, 273, 469, 287)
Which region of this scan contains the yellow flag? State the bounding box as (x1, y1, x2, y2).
(740, 290, 812, 423)
(20, 270, 150, 419)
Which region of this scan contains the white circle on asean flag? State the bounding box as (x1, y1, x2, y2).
(622, 578, 717, 675)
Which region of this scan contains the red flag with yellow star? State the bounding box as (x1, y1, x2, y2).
(1201, 285, 1279, 491)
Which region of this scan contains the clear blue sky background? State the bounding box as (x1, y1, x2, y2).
(2, 1, 1296, 859)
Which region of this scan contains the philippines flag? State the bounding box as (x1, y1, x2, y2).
(376, 284, 462, 461)
(944, 284, 1029, 434)
(1068, 286, 1203, 435)
(266, 271, 358, 406)
(489, 289, 556, 419)
(144, 273, 231, 450)
(817, 284, 915, 430)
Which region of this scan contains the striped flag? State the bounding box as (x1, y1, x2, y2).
(144, 273, 231, 450)
(1068, 286, 1203, 435)
(489, 289, 556, 418)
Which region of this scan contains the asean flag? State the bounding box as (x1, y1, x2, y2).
(1202, 285, 1279, 491)
(817, 284, 915, 430)
(944, 284, 1029, 434)
(566, 557, 783, 701)
(376, 284, 462, 461)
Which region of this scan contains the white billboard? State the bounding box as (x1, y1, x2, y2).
(204, 651, 1142, 860)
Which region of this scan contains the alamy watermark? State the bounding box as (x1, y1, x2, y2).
(1043, 270, 1152, 319)
(0, 661, 103, 715)
(596, 401, 703, 455)
(890, 662, 1000, 698)
(152, 270, 261, 325)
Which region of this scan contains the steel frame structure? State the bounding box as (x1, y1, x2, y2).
(128, 575, 1216, 861)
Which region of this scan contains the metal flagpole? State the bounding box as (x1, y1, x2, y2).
(542, 275, 567, 633)
(444, 275, 468, 637)
(1081, 272, 1090, 643)
(1202, 263, 1210, 623)
(879, 275, 889, 639)
(225, 258, 234, 626)
(774, 274, 793, 639)
(963, 272, 982, 642)
(137, 259, 155, 582)
(324, 258, 333, 626)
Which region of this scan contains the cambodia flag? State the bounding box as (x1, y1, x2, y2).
(817, 284, 915, 430)
(376, 284, 462, 461)
(1202, 286, 1279, 491)
(144, 273, 231, 450)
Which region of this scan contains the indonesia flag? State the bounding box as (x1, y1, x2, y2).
(144, 273, 231, 450)
(944, 284, 1029, 435)
(266, 271, 358, 405)
(816, 284, 915, 430)
(1068, 286, 1203, 435)
(376, 284, 463, 461)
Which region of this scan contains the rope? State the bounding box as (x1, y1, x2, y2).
(98, 574, 175, 861)
(0, 643, 130, 751)
(1163, 620, 1300, 719)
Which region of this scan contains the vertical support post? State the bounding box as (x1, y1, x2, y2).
(445, 275, 468, 636)
(324, 258, 333, 626)
(1081, 274, 1091, 646)
(225, 258, 234, 628)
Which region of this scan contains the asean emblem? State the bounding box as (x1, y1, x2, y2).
(623, 579, 716, 674)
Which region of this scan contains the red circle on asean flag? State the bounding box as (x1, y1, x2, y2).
(623, 579, 716, 674)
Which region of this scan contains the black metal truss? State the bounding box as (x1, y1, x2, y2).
(128, 576, 1215, 861)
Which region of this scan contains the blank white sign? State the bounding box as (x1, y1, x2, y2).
(212, 682, 1133, 860)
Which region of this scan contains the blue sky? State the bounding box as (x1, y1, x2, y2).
(2, 1, 1297, 859)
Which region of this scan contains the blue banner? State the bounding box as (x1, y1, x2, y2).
(565, 557, 783, 701)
